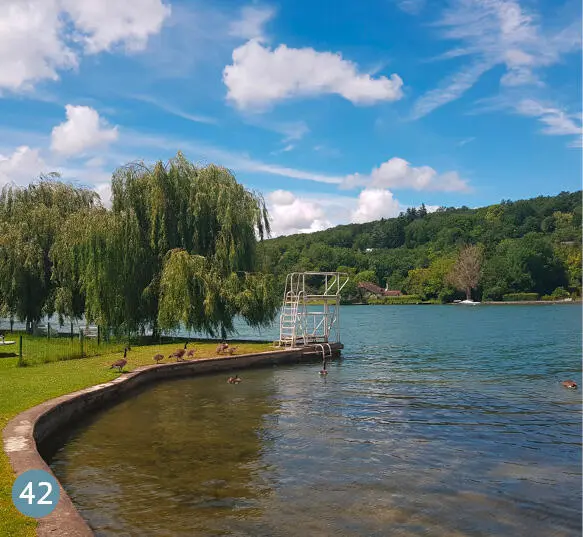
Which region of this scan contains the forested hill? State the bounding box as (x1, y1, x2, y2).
(259, 191, 582, 302)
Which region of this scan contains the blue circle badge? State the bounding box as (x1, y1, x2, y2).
(12, 469, 60, 518)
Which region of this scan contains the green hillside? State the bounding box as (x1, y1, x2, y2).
(259, 191, 582, 303)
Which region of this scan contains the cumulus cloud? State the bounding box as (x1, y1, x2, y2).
(51, 105, 119, 156)
(352, 189, 403, 223)
(412, 0, 581, 118)
(61, 0, 171, 54)
(0, 0, 170, 92)
(229, 6, 274, 42)
(224, 39, 403, 110)
(94, 182, 113, 208)
(344, 157, 469, 192)
(267, 189, 332, 236)
(0, 1, 77, 92)
(0, 146, 47, 187)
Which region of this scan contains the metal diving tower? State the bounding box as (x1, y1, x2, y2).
(278, 272, 349, 347)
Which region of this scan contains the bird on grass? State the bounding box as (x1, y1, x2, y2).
(169, 344, 188, 361)
(227, 346, 238, 356)
(562, 379, 577, 389)
(216, 342, 228, 354)
(186, 349, 195, 359)
(110, 348, 128, 372)
(153, 353, 164, 364)
(227, 375, 242, 384)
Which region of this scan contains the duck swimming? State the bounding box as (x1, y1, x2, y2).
(562, 379, 578, 389)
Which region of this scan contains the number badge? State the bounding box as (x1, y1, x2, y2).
(12, 469, 60, 518)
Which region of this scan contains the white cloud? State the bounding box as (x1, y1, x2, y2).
(395, 0, 425, 15)
(0, 0, 77, 92)
(412, 0, 581, 118)
(60, 0, 171, 54)
(352, 189, 403, 223)
(224, 39, 403, 110)
(132, 94, 218, 125)
(344, 157, 469, 192)
(94, 182, 113, 208)
(51, 105, 119, 156)
(0, 0, 170, 92)
(229, 6, 274, 42)
(267, 190, 332, 236)
(457, 136, 475, 147)
(0, 146, 47, 187)
(515, 99, 582, 137)
(412, 61, 491, 119)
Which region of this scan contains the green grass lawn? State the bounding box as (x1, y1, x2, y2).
(0, 339, 274, 537)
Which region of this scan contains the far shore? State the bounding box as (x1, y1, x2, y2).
(348, 299, 581, 306)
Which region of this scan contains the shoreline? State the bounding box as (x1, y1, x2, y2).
(346, 300, 581, 306)
(3, 344, 342, 537)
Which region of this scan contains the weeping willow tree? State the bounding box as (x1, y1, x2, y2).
(53, 152, 278, 338)
(0, 180, 99, 330)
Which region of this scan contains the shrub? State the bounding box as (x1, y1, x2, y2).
(541, 287, 571, 301)
(368, 294, 423, 305)
(502, 292, 539, 302)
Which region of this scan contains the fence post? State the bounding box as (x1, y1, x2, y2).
(70, 321, 74, 340)
(80, 329, 84, 357)
(47, 322, 50, 340)
(17, 335, 23, 367)
(97, 325, 101, 346)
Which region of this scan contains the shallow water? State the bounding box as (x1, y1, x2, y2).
(50, 305, 582, 536)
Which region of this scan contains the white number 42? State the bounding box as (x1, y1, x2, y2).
(19, 481, 53, 505)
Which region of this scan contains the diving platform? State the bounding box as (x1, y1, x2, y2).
(277, 271, 348, 348)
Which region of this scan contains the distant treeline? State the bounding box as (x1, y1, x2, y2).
(259, 191, 582, 303)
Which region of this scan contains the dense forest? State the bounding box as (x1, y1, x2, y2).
(259, 191, 582, 303)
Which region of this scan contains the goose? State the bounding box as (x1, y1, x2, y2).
(110, 348, 128, 372)
(227, 375, 242, 384)
(153, 353, 164, 364)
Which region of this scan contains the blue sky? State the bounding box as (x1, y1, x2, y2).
(0, 0, 581, 235)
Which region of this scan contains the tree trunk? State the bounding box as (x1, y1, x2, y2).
(466, 287, 472, 301)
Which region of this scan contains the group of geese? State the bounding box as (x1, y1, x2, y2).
(108, 341, 240, 373)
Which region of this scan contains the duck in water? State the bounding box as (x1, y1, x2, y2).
(562, 379, 578, 389)
(227, 375, 242, 384)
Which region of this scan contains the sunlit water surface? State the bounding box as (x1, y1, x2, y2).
(50, 305, 582, 536)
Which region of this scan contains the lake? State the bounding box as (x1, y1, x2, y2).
(50, 305, 582, 536)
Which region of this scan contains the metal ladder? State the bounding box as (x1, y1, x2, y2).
(279, 290, 302, 346)
(314, 343, 332, 361)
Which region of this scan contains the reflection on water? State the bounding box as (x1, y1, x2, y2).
(51, 305, 582, 536)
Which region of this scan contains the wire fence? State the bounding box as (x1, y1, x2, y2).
(1, 326, 274, 367)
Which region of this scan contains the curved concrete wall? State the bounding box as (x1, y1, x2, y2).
(3, 344, 342, 536)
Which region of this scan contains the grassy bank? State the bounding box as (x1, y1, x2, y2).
(0, 340, 274, 537)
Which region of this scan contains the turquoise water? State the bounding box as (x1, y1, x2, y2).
(50, 305, 582, 536)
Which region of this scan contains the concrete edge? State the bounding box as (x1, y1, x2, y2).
(3, 344, 342, 537)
